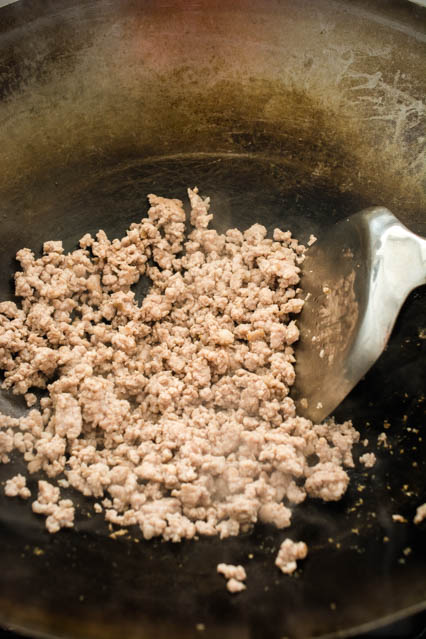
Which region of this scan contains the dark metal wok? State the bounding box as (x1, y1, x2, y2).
(0, 1, 425, 638)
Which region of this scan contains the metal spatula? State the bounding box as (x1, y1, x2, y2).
(292, 207, 426, 423)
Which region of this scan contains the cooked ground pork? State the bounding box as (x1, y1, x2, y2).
(392, 514, 407, 523)
(0, 188, 361, 547)
(275, 538, 308, 574)
(414, 504, 426, 525)
(4, 473, 30, 499)
(217, 563, 247, 581)
(31, 480, 75, 533)
(377, 432, 388, 448)
(226, 578, 246, 593)
(359, 452, 376, 468)
(217, 563, 247, 593)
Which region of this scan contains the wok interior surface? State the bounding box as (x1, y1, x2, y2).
(0, 1, 425, 638)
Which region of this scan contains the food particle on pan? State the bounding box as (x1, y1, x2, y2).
(0, 188, 376, 581)
(109, 528, 128, 539)
(31, 480, 75, 533)
(359, 452, 376, 468)
(377, 432, 388, 447)
(4, 473, 31, 499)
(392, 514, 407, 524)
(217, 563, 247, 593)
(401, 484, 415, 498)
(217, 563, 246, 581)
(24, 393, 37, 407)
(275, 538, 308, 575)
(226, 578, 246, 593)
(414, 503, 426, 524)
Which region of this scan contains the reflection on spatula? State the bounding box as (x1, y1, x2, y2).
(292, 207, 426, 423)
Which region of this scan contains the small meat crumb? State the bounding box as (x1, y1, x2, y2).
(226, 578, 246, 593)
(24, 393, 37, 407)
(217, 563, 247, 593)
(414, 503, 426, 525)
(377, 432, 388, 447)
(217, 563, 247, 581)
(392, 514, 407, 524)
(307, 234, 317, 246)
(32, 480, 75, 533)
(4, 474, 31, 499)
(275, 538, 308, 575)
(359, 452, 376, 468)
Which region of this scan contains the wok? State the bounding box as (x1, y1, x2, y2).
(0, 1, 425, 638)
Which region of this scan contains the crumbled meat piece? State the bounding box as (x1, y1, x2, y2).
(359, 452, 376, 468)
(304, 463, 349, 501)
(275, 538, 308, 574)
(32, 480, 75, 533)
(4, 473, 31, 499)
(392, 514, 407, 523)
(377, 432, 388, 447)
(217, 563, 247, 593)
(217, 563, 247, 581)
(0, 188, 363, 563)
(414, 504, 426, 525)
(24, 393, 37, 407)
(307, 234, 317, 246)
(258, 502, 291, 528)
(226, 578, 246, 593)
